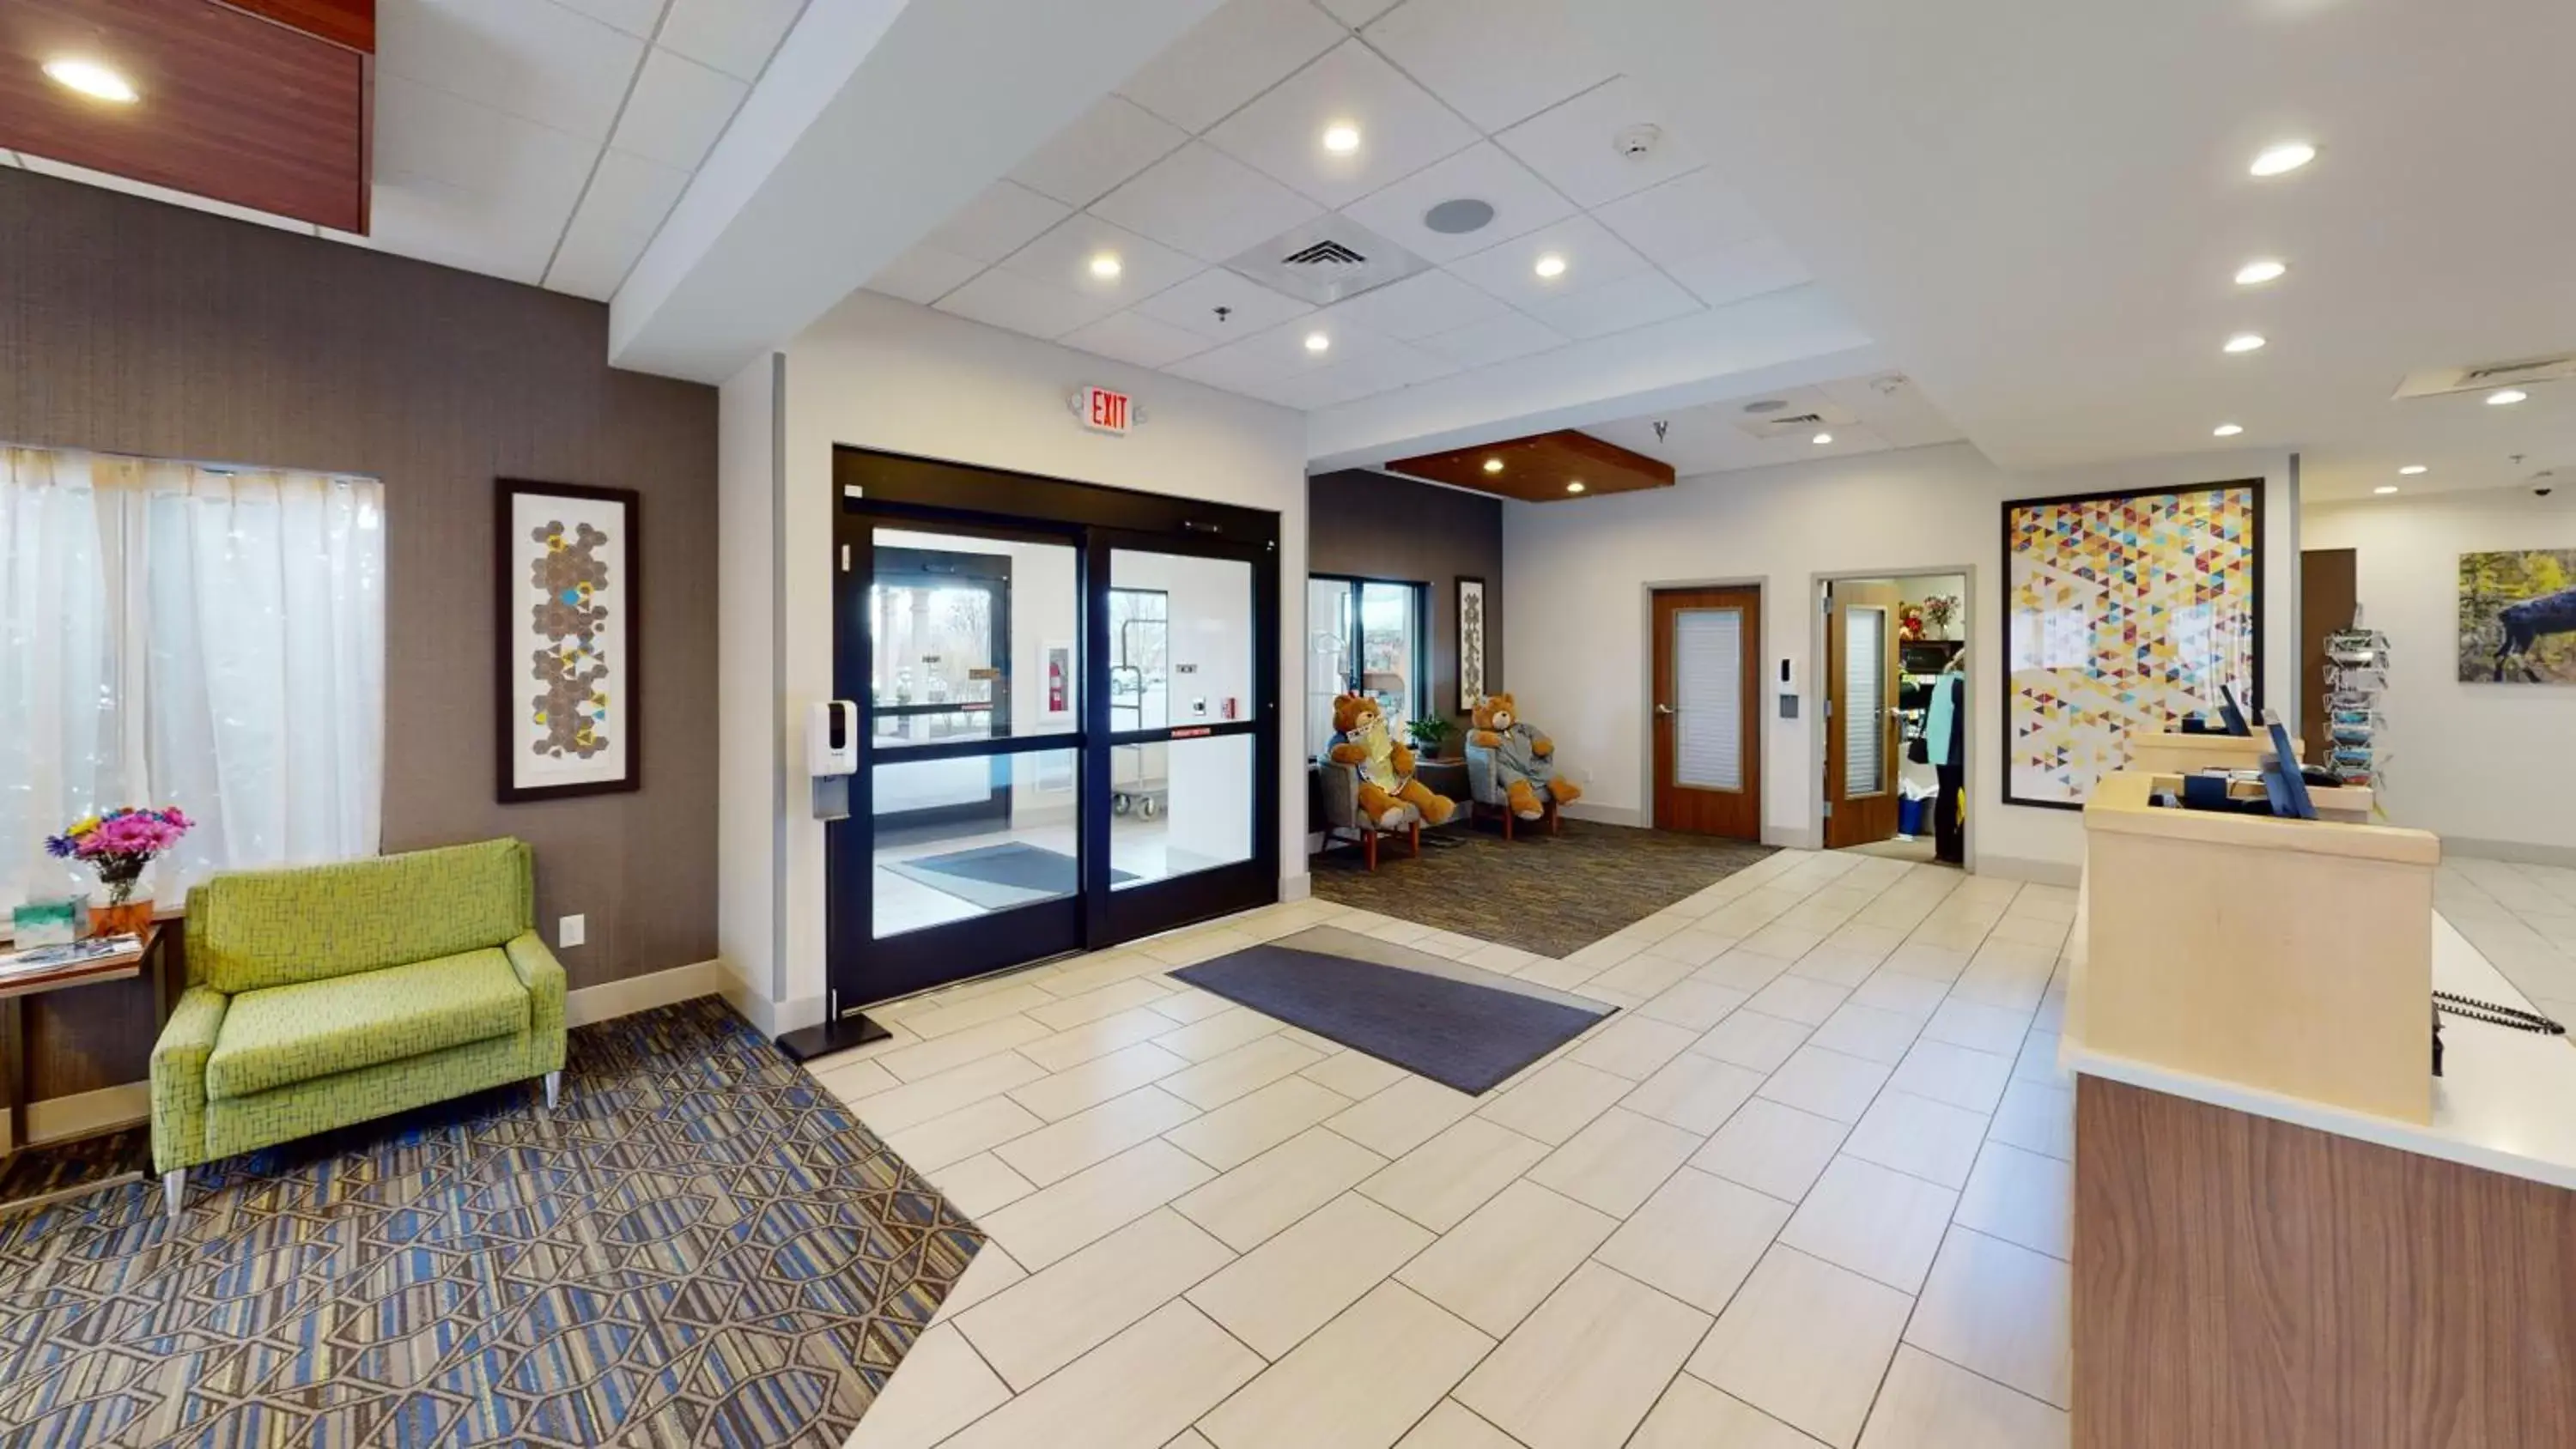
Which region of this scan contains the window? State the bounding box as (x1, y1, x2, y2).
(1, 446, 386, 912)
(1306, 575, 1426, 753)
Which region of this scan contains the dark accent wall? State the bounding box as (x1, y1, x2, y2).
(1309, 468, 1504, 724)
(0, 167, 719, 1100)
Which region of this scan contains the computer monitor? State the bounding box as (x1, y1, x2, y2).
(2263, 719, 2318, 820)
(2219, 684, 2252, 737)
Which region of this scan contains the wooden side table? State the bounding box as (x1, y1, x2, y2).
(0, 924, 169, 1211)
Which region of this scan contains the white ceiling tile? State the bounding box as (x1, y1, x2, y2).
(1416, 310, 1570, 367)
(1010, 96, 1189, 209)
(1089, 142, 1323, 263)
(998, 215, 1202, 304)
(1497, 77, 1705, 208)
(936, 269, 1121, 340)
(657, 0, 804, 81)
(1132, 269, 1315, 341)
(544, 147, 689, 299)
(1668, 234, 1813, 307)
(1316, 0, 1399, 25)
(1060, 311, 1218, 369)
(1166, 338, 1302, 392)
(15, 154, 317, 233)
(1593, 168, 1767, 268)
(551, 0, 669, 38)
(1119, 0, 1349, 134)
(1360, 0, 1617, 131)
(866, 244, 985, 306)
(1526, 269, 1703, 339)
(1338, 141, 1577, 265)
(1168, 312, 1401, 390)
(1205, 40, 1479, 208)
(380, 0, 645, 143)
(374, 75, 601, 209)
(926, 180, 1072, 264)
(1333, 339, 1463, 389)
(368, 168, 568, 285)
(1316, 269, 1508, 340)
(1241, 366, 1382, 410)
(611, 47, 748, 171)
(1447, 214, 1653, 308)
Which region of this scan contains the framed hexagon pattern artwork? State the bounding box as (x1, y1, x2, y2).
(498, 479, 641, 802)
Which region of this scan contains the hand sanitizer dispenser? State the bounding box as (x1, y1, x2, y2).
(807, 700, 857, 777)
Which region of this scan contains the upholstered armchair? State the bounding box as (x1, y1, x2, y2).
(1315, 760, 1423, 870)
(1464, 739, 1558, 840)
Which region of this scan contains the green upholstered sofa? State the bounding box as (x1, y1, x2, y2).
(150, 838, 567, 1212)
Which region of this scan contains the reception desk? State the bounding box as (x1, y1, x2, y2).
(2067, 773, 2576, 1448)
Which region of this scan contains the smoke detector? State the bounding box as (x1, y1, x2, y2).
(1614, 124, 1662, 160)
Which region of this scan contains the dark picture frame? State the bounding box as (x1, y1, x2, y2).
(1456, 574, 1488, 713)
(1998, 478, 2264, 810)
(496, 478, 643, 803)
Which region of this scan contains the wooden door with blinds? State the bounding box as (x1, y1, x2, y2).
(1651, 586, 1762, 840)
(1824, 581, 1903, 847)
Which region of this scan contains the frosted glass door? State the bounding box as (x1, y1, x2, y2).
(1844, 606, 1886, 796)
(1673, 608, 1745, 791)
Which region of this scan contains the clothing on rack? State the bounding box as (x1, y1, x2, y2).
(1932, 670, 1965, 864)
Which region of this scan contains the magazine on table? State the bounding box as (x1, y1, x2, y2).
(0, 934, 143, 979)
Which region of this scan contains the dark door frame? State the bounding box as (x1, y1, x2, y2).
(817, 447, 1284, 1034)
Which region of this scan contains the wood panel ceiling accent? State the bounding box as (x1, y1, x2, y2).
(1386, 429, 1678, 503)
(0, 0, 373, 233)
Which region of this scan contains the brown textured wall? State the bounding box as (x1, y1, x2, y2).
(0, 167, 720, 1099)
(1308, 468, 1505, 724)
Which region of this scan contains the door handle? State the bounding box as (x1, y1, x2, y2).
(1655, 703, 1678, 716)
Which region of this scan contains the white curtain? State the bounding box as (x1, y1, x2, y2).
(0, 447, 385, 912)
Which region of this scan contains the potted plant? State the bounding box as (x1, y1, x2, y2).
(46, 806, 191, 937)
(1405, 715, 1458, 760)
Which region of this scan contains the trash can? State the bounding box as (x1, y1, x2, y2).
(1897, 796, 1927, 837)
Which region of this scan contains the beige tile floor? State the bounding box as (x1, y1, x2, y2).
(840, 852, 2576, 1449)
(821, 847, 2090, 1448)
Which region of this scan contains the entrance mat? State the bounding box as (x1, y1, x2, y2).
(888, 842, 1135, 910)
(1174, 925, 1613, 1094)
(0, 997, 983, 1448)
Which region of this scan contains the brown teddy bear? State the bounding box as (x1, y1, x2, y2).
(1469, 692, 1583, 820)
(1328, 693, 1456, 828)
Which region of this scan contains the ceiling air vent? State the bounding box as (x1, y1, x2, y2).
(1226, 218, 1430, 306)
(1732, 402, 1860, 440)
(2392, 353, 2576, 400)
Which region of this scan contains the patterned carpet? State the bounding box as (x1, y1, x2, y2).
(1311, 818, 1777, 957)
(0, 997, 981, 1448)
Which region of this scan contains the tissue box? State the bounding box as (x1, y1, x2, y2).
(11, 896, 90, 948)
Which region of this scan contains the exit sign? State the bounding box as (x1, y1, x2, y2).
(1070, 385, 1142, 436)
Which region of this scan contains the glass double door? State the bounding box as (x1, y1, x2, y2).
(831, 508, 1278, 1007)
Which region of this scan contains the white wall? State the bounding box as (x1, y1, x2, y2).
(717, 353, 781, 1004)
(724, 291, 1307, 1026)
(2304, 493, 2576, 858)
(1504, 441, 2298, 878)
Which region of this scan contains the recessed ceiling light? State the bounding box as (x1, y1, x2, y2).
(1088, 253, 1122, 279)
(1304, 331, 1331, 354)
(2224, 333, 2268, 354)
(1321, 123, 1362, 155)
(2375, 486, 2401, 494)
(2488, 388, 2529, 405)
(1812, 432, 1834, 445)
(2398, 464, 2428, 476)
(1566, 481, 1586, 494)
(43, 58, 137, 104)
(1534, 254, 1568, 280)
(2213, 423, 2245, 437)
(2250, 141, 2316, 177)
(2234, 258, 2287, 286)
(1482, 458, 1504, 474)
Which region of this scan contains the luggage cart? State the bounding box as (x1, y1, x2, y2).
(1109, 602, 1170, 819)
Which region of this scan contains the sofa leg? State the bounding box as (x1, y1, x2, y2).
(544, 1070, 562, 1110)
(163, 1168, 185, 1216)
(1363, 831, 1377, 872)
(1410, 821, 1422, 858)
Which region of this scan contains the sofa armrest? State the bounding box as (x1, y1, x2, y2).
(504, 931, 568, 1045)
(151, 985, 229, 1173)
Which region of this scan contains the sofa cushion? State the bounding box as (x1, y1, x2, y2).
(187, 840, 533, 994)
(204, 949, 531, 1100)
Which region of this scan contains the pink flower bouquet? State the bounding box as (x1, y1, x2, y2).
(46, 806, 192, 906)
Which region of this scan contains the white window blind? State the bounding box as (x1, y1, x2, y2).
(1673, 608, 1743, 791)
(1, 446, 385, 912)
(1844, 606, 1886, 796)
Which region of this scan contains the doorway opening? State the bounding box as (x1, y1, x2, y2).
(1819, 572, 1969, 866)
(824, 449, 1282, 1025)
